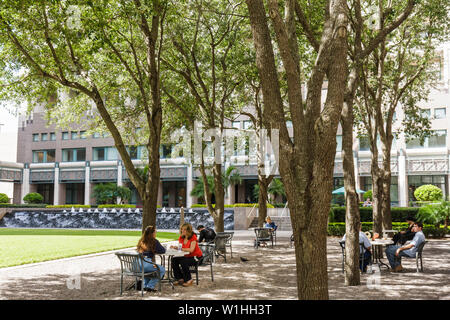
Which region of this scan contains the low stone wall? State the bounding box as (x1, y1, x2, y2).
(0, 208, 11, 221)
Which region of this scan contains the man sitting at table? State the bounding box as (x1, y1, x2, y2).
(341, 223, 372, 272)
(392, 216, 416, 245)
(197, 225, 216, 243)
(385, 222, 425, 273)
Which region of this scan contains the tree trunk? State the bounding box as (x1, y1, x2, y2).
(257, 177, 271, 227)
(140, 153, 160, 233)
(246, 0, 348, 299)
(341, 96, 361, 286)
(179, 206, 185, 229)
(381, 143, 393, 231)
(212, 163, 226, 232)
(371, 149, 383, 236)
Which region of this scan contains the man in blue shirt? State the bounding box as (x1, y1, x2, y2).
(341, 224, 372, 272)
(385, 222, 426, 272)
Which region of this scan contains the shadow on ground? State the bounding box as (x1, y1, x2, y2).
(0, 238, 448, 300)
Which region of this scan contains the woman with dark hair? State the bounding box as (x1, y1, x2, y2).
(170, 222, 203, 287)
(136, 225, 166, 292)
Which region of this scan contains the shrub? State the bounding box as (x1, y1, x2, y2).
(414, 185, 443, 202)
(363, 190, 372, 200)
(190, 203, 275, 208)
(93, 183, 131, 205)
(329, 206, 420, 222)
(0, 203, 47, 208)
(23, 192, 44, 204)
(0, 193, 9, 204)
(98, 204, 137, 209)
(46, 205, 91, 208)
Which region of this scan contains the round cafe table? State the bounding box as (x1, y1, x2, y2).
(158, 247, 186, 289)
(370, 239, 394, 270)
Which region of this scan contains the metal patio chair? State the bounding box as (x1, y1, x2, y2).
(217, 231, 234, 258)
(115, 251, 162, 296)
(189, 243, 215, 285)
(254, 228, 273, 249)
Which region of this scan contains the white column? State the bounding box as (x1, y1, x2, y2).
(117, 161, 123, 187)
(116, 161, 123, 204)
(186, 164, 193, 208)
(54, 166, 60, 205)
(21, 167, 30, 204)
(84, 163, 90, 206)
(398, 153, 408, 207)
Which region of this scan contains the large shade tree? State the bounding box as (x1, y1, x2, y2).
(353, 0, 450, 237)
(0, 0, 166, 232)
(340, 0, 419, 286)
(162, 0, 251, 232)
(246, 0, 349, 299)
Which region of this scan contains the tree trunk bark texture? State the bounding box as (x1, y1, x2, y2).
(341, 98, 361, 286)
(246, 0, 348, 300)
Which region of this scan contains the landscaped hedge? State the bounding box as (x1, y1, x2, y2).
(97, 204, 137, 209)
(327, 222, 448, 238)
(46, 205, 91, 209)
(0, 204, 48, 208)
(329, 207, 420, 223)
(190, 203, 275, 208)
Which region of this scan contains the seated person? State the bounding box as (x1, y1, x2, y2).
(341, 223, 372, 272)
(136, 225, 166, 292)
(170, 223, 203, 287)
(385, 222, 425, 272)
(392, 216, 416, 245)
(197, 225, 216, 243)
(363, 198, 372, 207)
(264, 216, 277, 231)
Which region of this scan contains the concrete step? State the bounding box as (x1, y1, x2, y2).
(248, 216, 292, 231)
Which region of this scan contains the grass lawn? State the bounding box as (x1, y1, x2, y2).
(0, 228, 179, 268)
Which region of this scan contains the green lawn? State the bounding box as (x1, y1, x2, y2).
(0, 228, 179, 268)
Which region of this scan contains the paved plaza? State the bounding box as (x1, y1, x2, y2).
(0, 230, 448, 300)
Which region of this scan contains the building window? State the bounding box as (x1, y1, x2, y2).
(359, 136, 370, 151)
(428, 130, 447, 148)
(161, 144, 173, 159)
(243, 120, 253, 130)
(32, 134, 39, 142)
(127, 146, 145, 160)
(71, 131, 79, 140)
(32, 150, 55, 163)
(408, 175, 447, 201)
(231, 121, 240, 129)
(421, 109, 431, 119)
(93, 132, 101, 139)
(62, 148, 86, 162)
(406, 130, 447, 149)
(50, 132, 56, 141)
(62, 132, 69, 140)
(336, 135, 342, 152)
(80, 131, 87, 139)
(93, 147, 118, 161)
(434, 108, 446, 119)
(41, 133, 48, 141)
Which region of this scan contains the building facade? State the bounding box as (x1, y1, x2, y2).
(1, 43, 449, 207)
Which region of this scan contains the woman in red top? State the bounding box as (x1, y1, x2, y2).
(170, 222, 203, 287)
